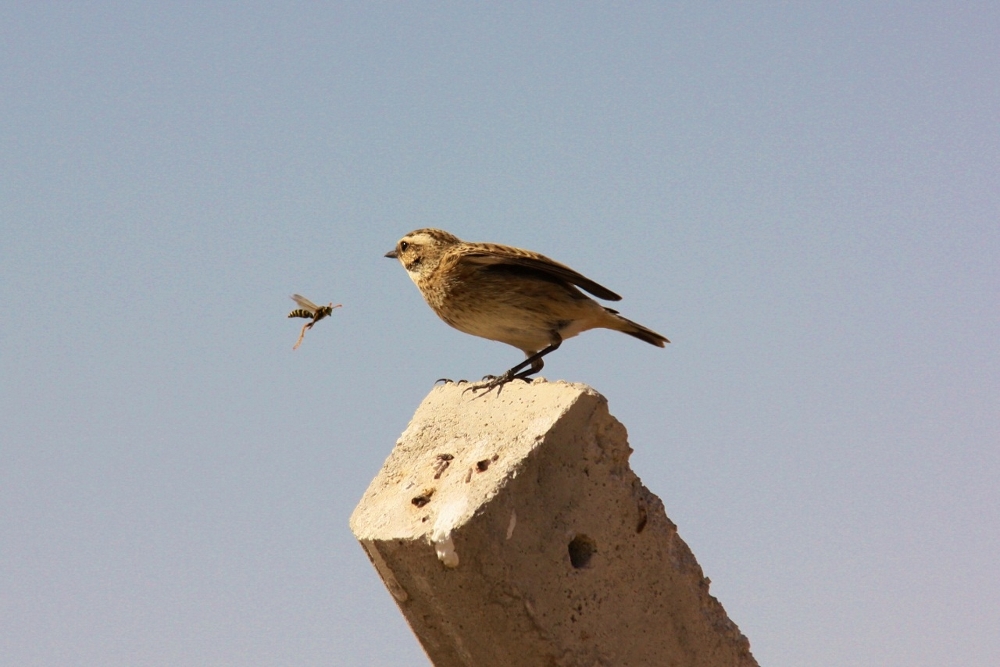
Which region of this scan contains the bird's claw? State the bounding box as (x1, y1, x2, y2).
(463, 371, 517, 398)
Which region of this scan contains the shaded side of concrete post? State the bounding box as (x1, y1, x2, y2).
(350, 381, 757, 667)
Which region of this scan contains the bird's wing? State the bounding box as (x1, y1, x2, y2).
(458, 244, 622, 301)
(290, 294, 320, 313)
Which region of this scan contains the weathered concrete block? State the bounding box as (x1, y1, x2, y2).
(350, 380, 757, 667)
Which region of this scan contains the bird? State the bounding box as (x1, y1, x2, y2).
(288, 294, 341, 350)
(385, 228, 668, 394)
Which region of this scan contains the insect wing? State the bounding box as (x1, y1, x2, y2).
(290, 293, 321, 314)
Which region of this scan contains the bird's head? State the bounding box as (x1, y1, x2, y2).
(385, 228, 462, 281)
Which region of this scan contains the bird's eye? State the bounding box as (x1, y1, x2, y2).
(400, 241, 409, 252)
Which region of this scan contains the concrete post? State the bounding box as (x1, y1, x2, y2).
(350, 380, 757, 667)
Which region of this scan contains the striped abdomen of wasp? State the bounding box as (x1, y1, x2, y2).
(288, 306, 335, 320)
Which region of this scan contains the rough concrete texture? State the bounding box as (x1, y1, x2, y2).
(350, 380, 757, 667)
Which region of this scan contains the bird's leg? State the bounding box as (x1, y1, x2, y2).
(509, 354, 545, 381)
(467, 337, 562, 397)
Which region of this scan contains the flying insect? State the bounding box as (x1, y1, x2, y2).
(288, 294, 341, 350)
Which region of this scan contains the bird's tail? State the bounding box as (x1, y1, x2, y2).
(605, 308, 670, 347)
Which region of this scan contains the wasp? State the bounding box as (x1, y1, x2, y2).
(288, 294, 341, 350)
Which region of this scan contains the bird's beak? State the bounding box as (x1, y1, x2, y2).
(384, 249, 398, 259)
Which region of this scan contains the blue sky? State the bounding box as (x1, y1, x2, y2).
(2, 3, 998, 665)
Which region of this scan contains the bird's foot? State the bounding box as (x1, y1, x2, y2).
(462, 372, 531, 398)
(436, 378, 469, 385)
(463, 373, 511, 397)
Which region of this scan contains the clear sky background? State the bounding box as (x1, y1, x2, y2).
(2, 4, 997, 666)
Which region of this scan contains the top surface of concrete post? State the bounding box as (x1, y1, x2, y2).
(350, 380, 756, 667)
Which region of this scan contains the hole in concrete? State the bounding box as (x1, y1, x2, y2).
(568, 534, 596, 569)
(433, 454, 453, 479)
(476, 459, 490, 472)
(636, 506, 648, 533)
(411, 489, 434, 508)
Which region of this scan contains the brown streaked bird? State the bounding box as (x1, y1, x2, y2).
(288, 294, 341, 350)
(385, 228, 668, 394)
